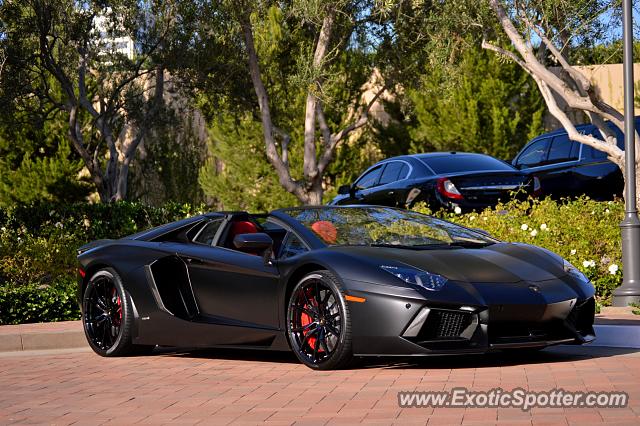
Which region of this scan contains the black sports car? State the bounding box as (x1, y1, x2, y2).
(77, 206, 595, 370)
(329, 152, 541, 212)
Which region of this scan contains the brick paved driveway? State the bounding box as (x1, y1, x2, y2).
(2, 345, 640, 425)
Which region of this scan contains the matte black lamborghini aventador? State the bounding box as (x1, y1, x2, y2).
(77, 206, 595, 370)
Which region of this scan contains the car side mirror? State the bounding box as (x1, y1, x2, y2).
(337, 184, 352, 195)
(233, 233, 274, 263)
(233, 232, 273, 250)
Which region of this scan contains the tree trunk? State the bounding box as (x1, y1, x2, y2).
(306, 180, 324, 206)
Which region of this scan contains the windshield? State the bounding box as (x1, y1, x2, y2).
(282, 207, 497, 247)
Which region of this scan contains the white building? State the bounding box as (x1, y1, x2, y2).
(93, 10, 135, 60)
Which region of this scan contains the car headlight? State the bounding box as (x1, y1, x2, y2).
(380, 265, 448, 291)
(563, 259, 589, 283)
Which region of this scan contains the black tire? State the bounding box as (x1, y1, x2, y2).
(82, 268, 148, 356)
(286, 270, 353, 370)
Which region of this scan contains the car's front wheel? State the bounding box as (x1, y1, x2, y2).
(286, 270, 353, 370)
(82, 268, 151, 356)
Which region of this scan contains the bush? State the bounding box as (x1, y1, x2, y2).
(413, 196, 623, 305)
(0, 201, 205, 324)
(0, 201, 206, 287)
(0, 278, 79, 325)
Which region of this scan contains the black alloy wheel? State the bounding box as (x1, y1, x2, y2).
(287, 270, 353, 370)
(82, 268, 151, 356)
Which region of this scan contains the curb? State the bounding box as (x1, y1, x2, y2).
(0, 321, 86, 352)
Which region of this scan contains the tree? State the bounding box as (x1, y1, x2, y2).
(0, 113, 91, 206)
(199, 113, 298, 211)
(0, 0, 192, 201)
(408, 46, 545, 160)
(477, 0, 640, 208)
(398, 0, 639, 208)
(188, 1, 427, 205)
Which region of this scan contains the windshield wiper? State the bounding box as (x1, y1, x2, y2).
(369, 243, 455, 250)
(446, 241, 494, 248)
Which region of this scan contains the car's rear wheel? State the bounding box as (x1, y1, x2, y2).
(286, 270, 353, 370)
(82, 268, 150, 356)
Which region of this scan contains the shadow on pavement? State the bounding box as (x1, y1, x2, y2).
(149, 344, 640, 370)
(155, 346, 300, 364)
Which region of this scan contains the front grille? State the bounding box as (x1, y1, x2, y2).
(418, 309, 472, 341)
(488, 298, 595, 345)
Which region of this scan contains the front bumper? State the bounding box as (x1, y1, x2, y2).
(345, 279, 595, 356)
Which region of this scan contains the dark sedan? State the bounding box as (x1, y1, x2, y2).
(77, 206, 595, 370)
(511, 119, 635, 200)
(330, 152, 540, 211)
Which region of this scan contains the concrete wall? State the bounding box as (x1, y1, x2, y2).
(546, 63, 640, 129)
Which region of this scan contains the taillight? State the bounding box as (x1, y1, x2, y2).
(532, 176, 542, 197)
(78, 268, 86, 279)
(436, 178, 464, 200)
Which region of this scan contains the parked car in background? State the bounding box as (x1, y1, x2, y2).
(511, 119, 636, 200)
(329, 152, 540, 212)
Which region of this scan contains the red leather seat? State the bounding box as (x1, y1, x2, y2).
(229, 221, 258, 237)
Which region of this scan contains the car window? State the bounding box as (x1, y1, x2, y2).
(584, 145, 608, 160)
(355, 165, 383, 189)
(398, 163, 409, 179)
(583, 126, 620, 160)
(587, 124, 625, 155)
(418, 154, 515, 174)
(516, 138, 550, 169)
(547, 135, 578, 164)
(280, 233, 308, 259)
(193, 219, 223, 246)
(379, 161, 408, 185)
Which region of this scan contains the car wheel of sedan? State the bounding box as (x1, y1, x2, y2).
(287, 270, 353, 370)
(82, 268, 147, 356)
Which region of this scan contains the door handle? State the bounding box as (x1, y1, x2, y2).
(388, 191, 394, 195)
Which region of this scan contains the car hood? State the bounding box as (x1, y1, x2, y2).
(329, 242, 565, 283)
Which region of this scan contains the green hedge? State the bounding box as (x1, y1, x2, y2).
(0, 278, 79, 325)
(0, 201, 205, 324)
(0, 197, 625, 324)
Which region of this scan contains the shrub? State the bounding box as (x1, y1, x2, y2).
(0, 278, 79, 325)
(0, 201, 206, 287)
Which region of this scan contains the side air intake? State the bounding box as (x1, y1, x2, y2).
(147, 256, 199, 321)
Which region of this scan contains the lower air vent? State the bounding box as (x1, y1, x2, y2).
(418, 309, 473, 341)
(565, 297, 595, 335)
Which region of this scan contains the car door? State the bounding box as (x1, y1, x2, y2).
(168, 215, 281, 333)
(533, 134, 580, 198)
(365, 161, 411, 206)
(574, 126, 625, 199)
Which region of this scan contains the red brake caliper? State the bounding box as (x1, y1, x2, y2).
(300, 288, 323, 352)
(111, 288, 122, 326)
